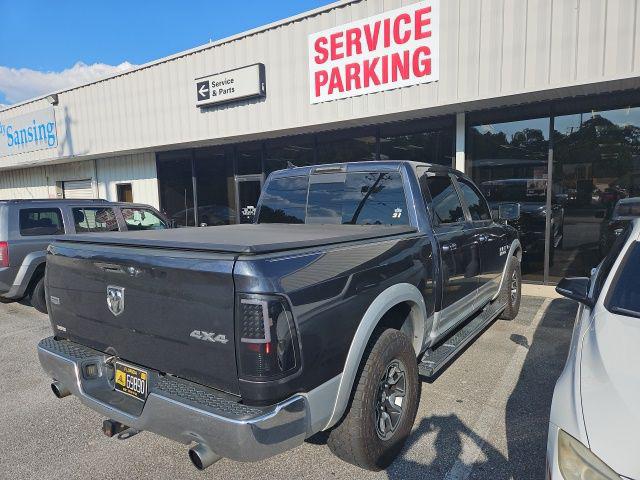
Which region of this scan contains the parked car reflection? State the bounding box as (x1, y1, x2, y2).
(480, 179, 564, 263)
(598, 197, 640, 256)
(170, 205, 236, 227)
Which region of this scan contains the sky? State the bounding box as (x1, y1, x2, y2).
(0, 0, 333, 106)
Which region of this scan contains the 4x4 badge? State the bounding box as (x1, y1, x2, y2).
(106, 285, 125, 316)
(190, 330, 229, 344)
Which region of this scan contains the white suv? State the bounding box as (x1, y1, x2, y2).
(547, 219, 640, 480)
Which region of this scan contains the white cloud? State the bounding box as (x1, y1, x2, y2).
(0, 61, 136, 105)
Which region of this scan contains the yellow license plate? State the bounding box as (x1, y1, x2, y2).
(114, 362, 148, 401)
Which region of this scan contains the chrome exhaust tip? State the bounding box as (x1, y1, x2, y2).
(51, 381, 70, 399)
(188, 443, 221, 470)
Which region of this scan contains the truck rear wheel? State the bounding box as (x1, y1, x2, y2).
(327, 329, 420, 471)
(499, 256, 521, 320)
(29, 275, 48, 314)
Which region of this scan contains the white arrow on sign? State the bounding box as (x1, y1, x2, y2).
(198, 83, 209, 97)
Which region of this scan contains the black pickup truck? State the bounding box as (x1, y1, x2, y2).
(38, 161, 522, 471)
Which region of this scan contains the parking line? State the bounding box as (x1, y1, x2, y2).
(443, 298, 552, 480)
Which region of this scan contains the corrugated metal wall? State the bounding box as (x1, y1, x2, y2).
(2, 0, 640, 170)
(0, 154, 159, 208)
(96, 152, 159, 208)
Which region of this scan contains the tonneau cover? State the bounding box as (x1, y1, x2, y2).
(56, 224, 418, 254)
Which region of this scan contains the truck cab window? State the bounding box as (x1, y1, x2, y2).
(424, 175, 465, 225)
(456, 177, 491, 221)
(306, 172, 408, 225)
(258, 171, 409, 225)
(257, 176, 308, 223)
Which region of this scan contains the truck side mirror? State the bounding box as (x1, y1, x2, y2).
(556, 277, 593, 307)
(498, 203, 520, 221)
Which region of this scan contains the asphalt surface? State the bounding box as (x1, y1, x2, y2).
(0, 296, 576, 480)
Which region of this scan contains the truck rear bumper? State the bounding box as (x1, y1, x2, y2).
(37, 336, 309, 462)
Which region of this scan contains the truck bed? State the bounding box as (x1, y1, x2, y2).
(56, 223, 418, 254)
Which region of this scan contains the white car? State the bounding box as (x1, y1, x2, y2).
(547, 219, 640, 479)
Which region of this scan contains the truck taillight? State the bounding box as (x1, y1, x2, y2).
(0, 242, 8, 267)
(236, 293, 299, 380)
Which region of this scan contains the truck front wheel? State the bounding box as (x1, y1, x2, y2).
(327, 329, 420, 471)
(499, 256, 521, 320)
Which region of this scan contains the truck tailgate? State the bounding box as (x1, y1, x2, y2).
(46, 241, 240, 395)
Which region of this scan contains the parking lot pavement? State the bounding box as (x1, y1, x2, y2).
(0, 296, 576, 480)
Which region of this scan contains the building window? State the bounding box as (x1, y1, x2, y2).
(236, 143, 263, 175)
(157, 150, 195, 227)
(380, 118, 454, 166)
(315, 127, 377, 164)
(550, 105, 640, 281)
(467, 114, 551, 282)
(265, 135, 315, 174)
(194, 147, 236, 226)
(116, 183, 133, 203)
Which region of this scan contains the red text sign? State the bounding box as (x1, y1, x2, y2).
(309, 0, 439, 104)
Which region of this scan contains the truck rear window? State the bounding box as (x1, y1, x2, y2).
(258, 172, 409, 225)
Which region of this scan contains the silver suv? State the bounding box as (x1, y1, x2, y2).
(0, 199, 169, 313)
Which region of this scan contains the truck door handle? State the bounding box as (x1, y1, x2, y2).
(442, 242, 457, 252)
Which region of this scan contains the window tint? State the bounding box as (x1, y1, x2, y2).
(72, 207, 119, 233)
(257, 172, 409, 225)
(606, 242, 640, 318)
(19, 208, 64, 236)
(307, 172, 408, 225)
(257, 176, 308, 223)
(424, 175, 465, 225)
(592, 224, 632, 300)
(121, 208, 167, 231)
(456, 177, 491, 221)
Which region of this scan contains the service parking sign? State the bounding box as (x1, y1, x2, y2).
(308, 0, 439, 104)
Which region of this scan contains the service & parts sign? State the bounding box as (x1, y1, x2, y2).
(309, 0, 439, 104)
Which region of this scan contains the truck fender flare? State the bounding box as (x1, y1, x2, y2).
(324, 283, 426, 430)
(11, 251, 46, 298)
(491, 239, 522, 301)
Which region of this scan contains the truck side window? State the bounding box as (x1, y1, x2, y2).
(19, 208, 65, 236)
(424, 176, 465, 225)
(121, 208, 167, 231)
(72, 207, 119, 233)
(456, 177, 492, 221)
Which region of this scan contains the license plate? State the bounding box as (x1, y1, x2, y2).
(114, 362, 148, 401)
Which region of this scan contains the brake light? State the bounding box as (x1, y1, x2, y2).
(236, 293, 299, 380)
(0, 242, 8, 267)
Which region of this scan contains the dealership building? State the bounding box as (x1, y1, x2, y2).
(2, 0, 640, 284)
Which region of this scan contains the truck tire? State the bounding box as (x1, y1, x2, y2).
(29, 276, 48, 314)
(327, 329, 420, 471)
(499, 256, 521, 320)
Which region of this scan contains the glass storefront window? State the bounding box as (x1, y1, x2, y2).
(157, 150, 195, 227)
(550, 106, 640, 281)
(315, 127, 377, 164)
(265, 136, 315, 174)
(194, 147, 236, 226)
(467, 116, 551, 282)
(380, 120, 454, 166)
(236, 144, 263, 175)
